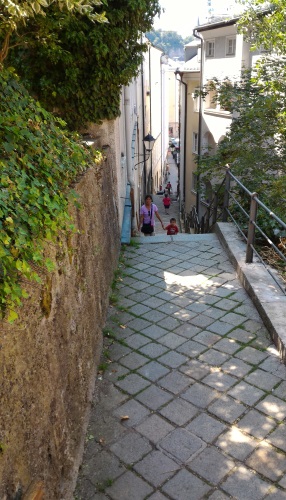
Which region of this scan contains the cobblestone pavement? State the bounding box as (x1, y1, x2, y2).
(75, 232, 286, 499)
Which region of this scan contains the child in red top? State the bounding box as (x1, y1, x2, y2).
(165, 218, 179, 236)
(162, 193, 171, 213)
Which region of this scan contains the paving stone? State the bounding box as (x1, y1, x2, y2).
(267, 424, 286, 452)
(128, 303, 151, 316)
(159, 428, 205, 462)
(221, 358, 252, 378)
(125, 333, 150, 349)
(170, 296, 192, 307)
(107, 343, 131, 361)
(203, 307, 227, 320)
(161, 469, 212, 500)
(131, 291, 150, 303)
(199, 349, 230, 366)
(159, 332, 187, 348)
(273, 381, 286, 399)
(159, 316, 182, 331)
(157, 302, 181, 315)
(243, 319, 265, 333)
(265, 487, 286, 499)
(134, 450, 179, 487)
(194, 330, 221, 347)
(206, 320, 235, 338)
(126, 317, 152, 332)
(176, 339, 207, 358)
(237, 409, 276, 439)
(279, 475, 286, 488)
(141, 324, 169, 340)
(208, 491, 231, 500)
(136, 414, 174, 443)
(189, 314, 215, 328)
(115, 373, 150, 395)
(259, 358, 286, 380)
(88, 413, 127, 446)
(95, 381, 128, 411)
(215, 298, 241, 311)
(235, 346, 269, 365)
(222, 312, 247, 327)
(142, 297, 166, 309)
(186, 413, 226, 443)
(186, 301, 210, 313)
(181, 382, 219, 408)
(104, 363, 129, 382)
(141, 310, 167, 323)
(135, 385, 173, 410)
(82, 449, 125, 484)
(227, 327, 256, 343)
(216, 426, 258, 460)
(173, 323, 201, 339)
(158, 351, 188, 368)
(159, 370, 193, 394)
(202, 370, 237, 392)
(213, 338, 240, 354)
(256, 395, 286, 420)
(179, 359, 211, 380)
(119, 351, 148, 370)
(148, 492, 169, 500)
(156, 290, 177, 301)
(190, 446, 235, 484)
(245, 369, 282, 391)
(173, 308, 198, 322)
(137, 360, 170, 381)
(106, 470, 153, 500)
(112, 400, 150, 428)
(221, 465, 272, 499)
(208, 394, 247, 423)
(109, 431, 152, 464)
(246, 442, 286, 481)
(159, 397, 199, 425)
(139, 342, 169, 359)
(228, 381, 265, 406)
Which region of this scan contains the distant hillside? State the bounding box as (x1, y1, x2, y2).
(146, 30, 194, 61)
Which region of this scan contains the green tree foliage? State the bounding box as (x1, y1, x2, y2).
(6, 0, 161, 129)
(146, 30, 194, 60)
(198, 0, 286, 222)
(0, 0, 107, 63)
(0, 68, 96, 322)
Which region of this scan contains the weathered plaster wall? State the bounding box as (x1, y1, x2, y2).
(0, 156, 120, 499)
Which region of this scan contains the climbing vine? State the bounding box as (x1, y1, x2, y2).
(0, 68, 98, 322)
(6, 0, 161, 129)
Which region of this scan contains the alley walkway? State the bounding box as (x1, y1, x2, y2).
(75, 232, 286, 499)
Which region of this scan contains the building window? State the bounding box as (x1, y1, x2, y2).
(226, 37, 236, 56)
(192, 173, 197, 192)
(206, 40, 215, 58)
(193, 132, 198, 154)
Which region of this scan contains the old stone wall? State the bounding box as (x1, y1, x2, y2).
(0, 157, 120, 499)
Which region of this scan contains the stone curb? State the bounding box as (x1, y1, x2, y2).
(215, 222, 286, 364)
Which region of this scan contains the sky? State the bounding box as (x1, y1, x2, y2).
(153, 0, 241, 37)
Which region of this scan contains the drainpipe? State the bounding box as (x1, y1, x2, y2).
(140, 44, 147, 199)
(148, 44, 153, 194)
(175, 71, 187, 214)
(124, 85, 135, 233)
(193, 29, 204, 216)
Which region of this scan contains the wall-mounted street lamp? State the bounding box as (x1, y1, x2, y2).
(133, 133, 156, 170)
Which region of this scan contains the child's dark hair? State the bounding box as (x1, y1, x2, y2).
(170, 218, 176, 223)
(145, 194, 153, 201)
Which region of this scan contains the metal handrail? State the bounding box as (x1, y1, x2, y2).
(223, 167, 286, 294)
(183, 166, 286, 294)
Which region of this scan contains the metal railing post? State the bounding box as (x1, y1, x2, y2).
(222, 166, 231, 222)
(213, 192, 218, 226)
(246, 192, 258, 263)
